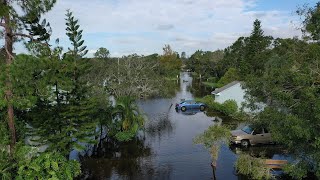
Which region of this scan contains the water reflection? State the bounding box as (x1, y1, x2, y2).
(229, 145, 289, 159)
(79, 137, 155, 179)
(175, 108, 203, 115)
(190, 78, 214, 98)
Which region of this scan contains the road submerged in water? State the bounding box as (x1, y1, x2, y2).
(80, 72, 286, 180)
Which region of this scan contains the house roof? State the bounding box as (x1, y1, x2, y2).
(211, 81, 241, 95)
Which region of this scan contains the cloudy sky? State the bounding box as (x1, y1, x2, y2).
(15, 0, 319, 57)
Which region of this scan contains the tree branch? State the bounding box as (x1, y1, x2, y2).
(5, 46, 14, 60)
(0, 18, 4, 27)
(13, 33, 49, 46)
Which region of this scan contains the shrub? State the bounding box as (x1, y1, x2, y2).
(221, 100, 238, 115)
(207, 77, 218, 83)
(235, 154, 272, 180)
(197, 96, 239, 116)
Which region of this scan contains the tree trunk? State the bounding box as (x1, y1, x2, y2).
(4, 10, 16, 153)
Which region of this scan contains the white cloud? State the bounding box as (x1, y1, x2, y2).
(38, 0, 302, 56)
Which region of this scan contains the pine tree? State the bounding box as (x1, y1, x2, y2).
(0, 0, 56, 153)
(24, 10, 99, 155)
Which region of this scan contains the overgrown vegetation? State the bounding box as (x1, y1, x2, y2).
(193, 3, 320, 178)
(194, 125, 231, 161)
(0, 1, 182, 177)
(235, 154, 272, 180)
(196, 95, 239, 117)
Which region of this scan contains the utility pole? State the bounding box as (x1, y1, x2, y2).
(118, 57, 120, 85)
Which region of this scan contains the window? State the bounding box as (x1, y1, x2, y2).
(241, 126, 253, 134)
(253, 128, 263, 135)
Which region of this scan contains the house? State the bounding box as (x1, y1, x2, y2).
(211, 81, 264, 112)
(211, 81, 244, 108)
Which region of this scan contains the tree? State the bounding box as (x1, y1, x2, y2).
(187, 50, 223, 78)
(162, 44, 174, 56)
(20, 10, 99, 156)
(159, 45, 182, 77)
(219, 19, 272, 79)
(111, 96, 144, 142)
(242, 19, 272, 77)
(217, 68, 239, 86)
(298, 2, 320, 41)
(0, 0, 56, 153)
(94, 47, 110, 59)
(181, 51, 186, 60)
(243, 35, 320, 178)
(65, 10, 88, 58)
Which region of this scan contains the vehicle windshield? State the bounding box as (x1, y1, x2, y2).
(241, 126, 253, 134)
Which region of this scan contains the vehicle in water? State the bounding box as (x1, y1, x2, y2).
(175, 99, 206, 112)
(230, 125, 272, 147)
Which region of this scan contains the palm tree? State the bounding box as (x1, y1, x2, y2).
(111, 96, 144, 141)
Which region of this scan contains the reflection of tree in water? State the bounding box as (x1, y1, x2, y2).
(190, 78, 213, 98)
(204, 111, 238, 129)
(145, 113, 174, 140)
(229, 145, 289, 159)
(79, 137, 172, 179)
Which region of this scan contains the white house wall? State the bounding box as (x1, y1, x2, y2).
(215, 83, 246, 110)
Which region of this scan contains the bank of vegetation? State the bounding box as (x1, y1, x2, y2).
(193, 3, 320, 179)
(0, 1, 182, 179)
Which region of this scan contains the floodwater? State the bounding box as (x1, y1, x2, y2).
(80, 72, 286, 180)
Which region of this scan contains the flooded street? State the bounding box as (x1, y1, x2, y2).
(136, 72, 240, 180)
(80, 72, 283, 179)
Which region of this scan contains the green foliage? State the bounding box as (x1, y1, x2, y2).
(94, 47, 110, 59)
(15, 148, 81, 180)
(186, 50, 224, 78)
(196, 96, 238, 116)
(65, 10, 88, 57)
(194, 125, 231, 148)
(0, 120, 12, 180)
(0, 150, 13, 180)
(298, 2, 320, 41)
(194, 125, 231, 162)
(159, 45, 182, 77)
(221, 100, 238, 116)
(218, 19, 272, 79)
(283, 161, 309, 179)
(111, 96, 144, 141)
(0, 50, 5, 110)
(9, 11, 102, 156)
(235, 154, 272, 180)
(233, 12, 320, 177)
(217, 68, 239, 86)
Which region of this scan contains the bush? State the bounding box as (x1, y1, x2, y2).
(221, 100, 238, 115)
(235, 154, 271, 180)
(207, 77, 218, 82)
(197, 96, 238, 116)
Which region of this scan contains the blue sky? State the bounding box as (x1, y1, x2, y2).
(10, 0, 319, 57)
